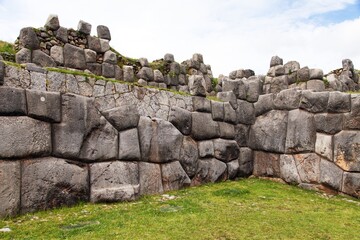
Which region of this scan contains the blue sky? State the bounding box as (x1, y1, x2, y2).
(0, 0, 359, 76)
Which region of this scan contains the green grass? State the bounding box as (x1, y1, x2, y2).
(1, 178, 359, 240)
(0, 40, 15, 55)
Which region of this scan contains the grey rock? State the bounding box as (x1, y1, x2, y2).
(154, 69, 164, 82)
(164, 53, 174, 62)
(320, 159, 343, 191)
(219, 122, 235, 139)
(297, 67, 310, 82)
(26, 89, 61, 122)
(213, 139, 240, 162)
(137, 67, 154, 81)
(47, 71, 66, 92)
(192, 158, 227, 186)
(0, 61, 4, 85)
(193, 53, 204, 63)
(269, 75, 288, 93)
(162, 161, 191, 191)
(30, 71, 46, 91)
(138, 117, 183, 163)
(274, 89, 301, 110)
(77, 20, 92, 35)
(315, 113, 344, 134)
(32, 49, 56, 67)
(243, 69, 255, 78)
(224, 102, 237, 124)
(0, 87, 27, 115)
(139, 162, 163, 195)
(119, 128, 141, 161)
(342, 59, 354, 71)
(211, 101, 224, 121)
(268, 65, 285, 77)
(294, 153, 320, 183)
(342, 172, 360, 198)
(235, 124, 250, 147)
(87, 36, 101, 53)
(280, 155, 301, 184)
(238, 147, 253, 177)
(245, 76, 262, 102)
(170, 62, 180, 75)
(328, 92, 351, 113)
(270, 55, 283, 67)
(222, 78, 244, 99)
(249, 110, 288, 153)
(300, 91, 329, 113)
(137, 79, 147, 86)
(236, 100, 255, 125)
(193, 96, 211, 112)
(102, 62, 115, 78)
(287, 72, 298, 85)
(78, 82, 93, 97)
(344, 94, 360, 130)
(19, 27, 39, 50)
(285, 109, 316, 153)
(99, 40, 110, 54)
(56, 26, 68, 43)
(169, 106, 192, 135)
(15, 48, 31, 64)
(115, 65, 123, 80)
(0, 161, 20, 217)
(254, 93, 274, 116)
(333, 131, 360, 171)
(284, 61, 300, 74)
(139, 58, 149, 67)
(86, 63, 102, 76)
(45, 14, 60, 30)
(123, 66, 134, 82)
(307, 80, 325, 91)
(227, 160, 240, 179)
(198, 140, 214, 158)
(97, 25, 111, 40)
(90, 161, 139, 202)
(309, 68, 324, 79)
(102, 105, 139, 131)
(315, 133, 333, 161)
(64, 44, 86, 69)
(50, 46, 64, 65)
(66, 74, 80, 94)
(24, 63, 47, 73)
(0, 116, 50, 159)
(84, 49, 97, 63)
(189, 75, 206, 96)
(179, 136, 199, 178)
(21, 158, 88, 213)
(217, 91, 237, 109)
(103, 50, 117, 64)
(191, 112, 220, 140)
(253, 151, 280, 177)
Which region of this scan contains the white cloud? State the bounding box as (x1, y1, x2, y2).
(0, 0, 359, 76)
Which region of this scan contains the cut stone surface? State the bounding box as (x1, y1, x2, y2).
(213, 139, 240, 162)
(211, 101, 224, 121)
(0, 87, 27, 115)
(0, 116, 51, 158)
(64, 44, 86, 69)
(191, 158, 227, 186)
(19, 27, 39, 50)
(0, 61, 4, 85)
(32, 50, 56, 67)
(274, 89, 301, 110)
(320, 159, 343, 191)
(249, 110, 288, 153)
(342, 172, 360, 198)
(328, 92, 351, 113)
(285, 109, 316, 153)
(219, 122, 235, 139)
(198, 140, 214, 158)
(90, 161, 139, 203)
(294, 153, 320, 183)
(280, 155, 301, 184)
(56, 26, 68, 43)
(245, 76, 262, 102)
(315, 133, 333, 161)
(300, 91, 329, 113)
(104, 50, 117, 64)
(26, 89, 61, 122)
(254, 93, 274, 116)
(102, 105, 140, 131)
(191, 112, 220, 140)
(270, 56, 283, 67)
(87, 63, 102, 76)
(84, 49, 96, 63)
(169, 107, 192, 135)
(119, 128, 141, 161)
(314, 113, 344, 134)
(253, 151, 280, 177)
(45, 14, 60, 30)
(50, 46, 64, 65)
(123, 66, 134, 82)
(236, 100, 255, 125)
(189, 75, 206, 96)
(307, 80, 325, 92)
(227, 160, 240, 179)
(137, 67, 154, 81)
(217, 91, 238, 109)
(179, 136, 199, 178)
(344, 94, 360, 130)
(78, 20, 92, 35)
(102, 62, 115, 78)
(238, 147, 253, 177)
(139, 162, 163, 195)
(297, 66, 310, 82)
(309, 68, 323, 79)
(21, 158, 88, 214)
(333, 131, 360, 171)
(223, 102, 237, 124)
(284, 61, 300, 74)
(0, 161, 20, 217)
(15, 48, 31, 64)
(161, 161, 191, 192)
(97, 25, 111, 40)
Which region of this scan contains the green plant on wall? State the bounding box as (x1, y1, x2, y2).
(211, 77, 218, 89)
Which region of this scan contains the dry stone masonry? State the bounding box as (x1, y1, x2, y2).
(0, 15, 359, 218)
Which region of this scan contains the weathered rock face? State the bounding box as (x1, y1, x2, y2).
(179, 136, 199, 178)
(19, 27, 40, 50)
(342, 172, 360, 198)
(26, 89, 61, 122)
(333, 131, 360, 171)
(320, 159, 343, 191)
(280, 155, 301, 184)
(191, 112, 220, 140)
(293, 153, 320, 183)
(0, 161, 20, 217)
(64, 44, 86, 69)
(118, 128, 141, 161)
(21, 158, 89, 213)
(139, 162, 163, 195)
(238, 147, 253, 177)
(192, 158, 227, 185)
(0, 87, 27, 115)
(161, 161, 191, 191)
(253, 151, 280, 177)
(102, 105, 140, 131)
(213, 139, 240, 162)
(169, 107, 192, 135)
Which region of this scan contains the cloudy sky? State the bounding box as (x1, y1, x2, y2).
(0, 0, 359, 76)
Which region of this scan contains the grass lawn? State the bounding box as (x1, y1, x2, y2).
(0, 178, 359, 240)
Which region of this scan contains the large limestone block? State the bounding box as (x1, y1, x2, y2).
(236, 100, 255, 125)
(45, 14, 60, 30)
(189, 75, 206, 96)
(161, 161, 191, 191)
(19, 27, 39, 50)
(300, 91, 329, 113)
(139, 162, 163, 195)
(253, 151, 280, 177)
(315, 133, 333, 161)
(280, 155, 301, 184)
(245, 76, 262, 102)
(32, 50, 56, 67)
(320, 159, 343, 191)
(333, 131, 360, 171)
(294, 153, 320, 183)
(198, 140, 214, 158)
(64, 44, 86, 70)
(219, 122, 235, 139)
(235, 124, 250, 147)
(249, 110, 288, 153)
(138, 117, 183, 163)
(169, 107, 192, 135)
(102, 105, 140, 131)
(15, 48, 31, 64)
(26, 89, 61, 122)
(254, 93, 275, 116)
(77, 20, 92, 35)
(344, 94, 360, 130)
(0, 87, 27, 115)
(211, 101, 224, 121)
(136, 67, 154, 81)
(238, 147, 253, 177)
(328, 92, 351, 113)
(191, 158, 227, 186)
(270, 56, 283, 67)
(21, 158, 89, 213)
(314, 113, 343, 134)
(227, 160, 240, 179)
(0, 116, 51, 158)
(0, 161, 20, 217)
(217, 91, 237, 109)
(90, 161, 139, 203)
(213, 139, 240, 163)
(224, 102, 237, 124)
(191, 112, 220, 140)
(97, 25, 111, 40)
(0, 61, 4, 85)
(179, 136, 199, 178)
(192, 96, 211, 112)
(285, 109, 316, 153)
(274, 89, 301, 110)
(342, 172, 360, 198)
(119, 128, 141, 161)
